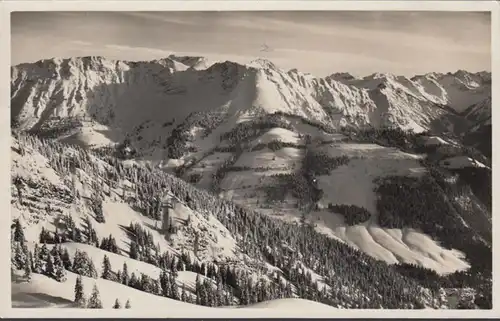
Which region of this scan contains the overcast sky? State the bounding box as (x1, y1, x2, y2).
(11, 11, 491, 77)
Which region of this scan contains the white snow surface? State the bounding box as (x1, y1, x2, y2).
(440, 156, 489, 169)
(312, 144, 469, 274)
(423, 136, 450, 146)
(218, 141, 469, 275)
(12, 270, 336, 315)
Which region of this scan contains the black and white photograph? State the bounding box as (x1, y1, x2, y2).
(7, 3, 495, 316)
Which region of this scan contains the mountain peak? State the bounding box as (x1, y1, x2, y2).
(328, 72, 356, 82)
(248, 58, 278, 70)
(364, 72, 396, 81)
(167, 55, 212, 69)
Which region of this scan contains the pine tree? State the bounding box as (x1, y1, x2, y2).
(74, 275, 86, 307)
(101, 255, 112, 280)
(129, 241, 139, 260)
(176, 257, 183, 272)
(216, 281, 224, 307)
(87, 283, 103, 309)
(32, 244, 42, 273)
(90, 229, 99, 247)
(116, 270, 122, 283)
(94, 199, 105, 223)
(13, 219, 25, 242)
(193, 233, 200, 258)
(113, 298, 121, 309)
(154, 278, 162, 295)
(158, 271, 165, 296)
(40, 243, 49, 261)
(61, 248, 72, 270)
(39, 227, 49, 244)
(200, 282, 210, 306)
(54, 233, 61, 244)
(162, 202, 171, 233)
(141, 273, 152, 293)
(195, 274, 202, 305)
(125, 299, 131, 309)
(122, 262, 129, 285)
(21, 242, 29, 266)
(74, 228, 82, 243)
(50, 244, 61, 258)
(109, 236, 118, 253)
(10, 237, 18, 270)
(101, 235, 119, 254)
(170, 274, 179, 300)
(100, 237, 109, 252)
(72, 250, 83, 273)
(45, 254, 55, 278)
(181, 284, 188, 302)
(89, 258, 98, 279)
(24, 251, 32, 280)
(129, 272, 138, 289)
(72, 250, 98, 278)
(53, 253, 67, 282)
(14, 242, 27, 270)
(170, 257, 178, 277)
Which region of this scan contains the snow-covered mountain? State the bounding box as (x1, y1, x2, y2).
(10, 55, 492, 310)
(11, 56, 490, 139)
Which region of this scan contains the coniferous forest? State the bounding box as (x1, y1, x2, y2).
(10, 128, 492, 309)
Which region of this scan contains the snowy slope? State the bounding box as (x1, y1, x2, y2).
(11, 136, 240, 265)
(216, 140, 469, 275)
(10, 55, 492, 310)
(12, 270, 336, 315)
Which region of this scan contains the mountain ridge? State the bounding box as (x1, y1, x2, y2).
(11, 55, 491, 162)
(12, 55, 492, 80)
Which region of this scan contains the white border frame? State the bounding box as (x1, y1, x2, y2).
(1, 1, 498, 318)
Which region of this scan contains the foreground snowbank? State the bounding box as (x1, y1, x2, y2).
(11, 271, 337, 316)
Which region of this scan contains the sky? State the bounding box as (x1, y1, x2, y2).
(11, 11, 491, 77)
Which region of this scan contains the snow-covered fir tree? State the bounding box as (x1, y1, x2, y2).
(13, 219, 25, 242)
(74, 275, 86, 307)
(113, 298, 121, 309)
(53, 252, 66, 282)
(87, 283, 103, 309)
(101, 255, 112, 280)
